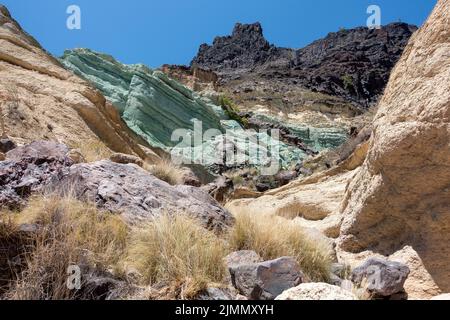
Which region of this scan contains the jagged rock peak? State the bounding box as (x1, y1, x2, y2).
(232, 22, 264, 37)
(191, 21, 417, 106)
(192, 22, 286, 73)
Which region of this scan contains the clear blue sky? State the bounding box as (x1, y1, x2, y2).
(3, 0, 437, 68)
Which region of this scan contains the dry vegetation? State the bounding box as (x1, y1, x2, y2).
(125, 214, 228, 299)
(143, 158, 184, 185)
(1, 189, 336, 300)
(1, 195, 128, 300)
(70, 139, 113, 163)
(228, 210, 332, 282)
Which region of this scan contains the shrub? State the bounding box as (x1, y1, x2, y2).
(144, 158, 184, 185)
(228, 210, 332, 282)
(218, 95, 248, 128)
(341, 74, 354, 91)
(125, 214, 228, 299)
(4, 195, 128, 300)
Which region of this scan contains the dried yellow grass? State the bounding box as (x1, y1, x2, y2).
(228, 210, 332, 282)
(4, 194, 128, 300)
(143, 158, 184, 185)
(125, 214, 228, 299)
(70, 139, 113, 163)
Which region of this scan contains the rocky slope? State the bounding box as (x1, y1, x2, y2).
(192, 22, 417, 109)
(60, 49, 323, 172)
(226, 0, 449, 299)
(0, 5, 150, 160)
(337, 0, 450, 294)
(60, 49, 226, 150)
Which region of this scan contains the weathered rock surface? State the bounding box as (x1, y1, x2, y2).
(0, 6, 149, 160)
(51, 160, 234, 232)
(192, 22, 416, 107)
(230, 257, 304, 300)
(337, 0, 450, 293)
(225, 251, 263, 270)
(196, 287, 237, 301)
(275, 283, 357, 300)
(430, 294, 450, 300)
(0, 137, 16, 153)
(109, 152, 143, 167)
(0, 141, 73, 209)
(60, 49, 225, 150)
(389, 246, 442, 300)
(227, 168, 360, 238)
(351, 258, 410, 297)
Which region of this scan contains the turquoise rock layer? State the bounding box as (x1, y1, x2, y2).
(251, 114, 348, 152)
(60, 49, 346, 172)
(60, 49, 225, 150)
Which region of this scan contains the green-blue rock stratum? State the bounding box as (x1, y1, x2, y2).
(61, 49, 226, 150)
(60, 49, 347, 171)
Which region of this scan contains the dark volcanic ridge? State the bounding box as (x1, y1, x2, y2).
(191, 22, 417, 108)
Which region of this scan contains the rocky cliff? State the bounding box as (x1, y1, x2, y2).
(60, 49, 320, 171)
(60, 49, 226, 150)
(337, 0, 450, 293)
(226, 0, 449, 298)
(0, 5, 148, 159)
(192, 22, 417, 108)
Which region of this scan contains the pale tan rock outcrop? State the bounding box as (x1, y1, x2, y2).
(226, 144, 367, 238)
(389, 246, 441, 300)
(337, 0, 450, 293)
(275, 283, 357, 300)
(0, 5, 156, 161)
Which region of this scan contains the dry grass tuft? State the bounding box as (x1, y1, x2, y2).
(144, 158, 184, 185)
(4, 195, 128, 300)
(228, 210, 332, 282)
(70, 139, 113, 163)
(125, 214, 227, 299)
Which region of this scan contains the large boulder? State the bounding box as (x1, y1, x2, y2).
(337, 0, 450, 293)
(0, 141, 73, 209)
(389, 246, 442, 300)
(230, 257, 304, 300)
(275, 283, 357, 301)
(351, 258, 410, 297)
(50, 160, 233, 232)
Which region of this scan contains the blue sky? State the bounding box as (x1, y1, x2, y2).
(3, 0, 437, 68)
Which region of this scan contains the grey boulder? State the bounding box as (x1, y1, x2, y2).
(51, 160, 234, 232)
(230, 257, 304, 300)
(352, 258, 410, 297)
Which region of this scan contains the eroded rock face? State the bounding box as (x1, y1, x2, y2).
(225, 251, 263, 273)
(0, 6, 148, 160)
(0, 141, 73, 209)
(230, 257, 304, 300)
(352, 258, 410, 297)
(191, 22, 416, 107)
(60, 49, 225, 150)
(51, 160, 234, 232)
(338, 0, 450, 292)
(275, 283, 357, 301)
